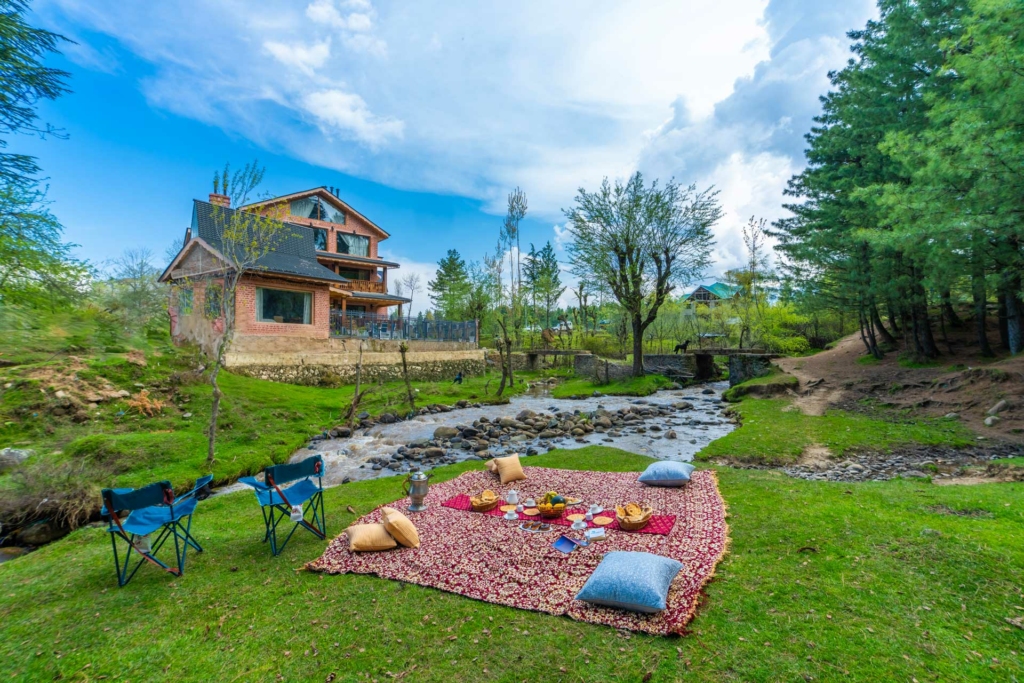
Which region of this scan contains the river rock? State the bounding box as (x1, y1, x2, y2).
(665, 430, 677, 440)
(379, 413, 397, 424)
(461, 427, 479, 438)
(984, 415, 1001, 427)
(0, 448, 32, 473)
(433, 426, 460, 440)
(423, 447, 446, 459)
(17, 521, 68, 546)
(987, 400, 1009, 416)
(943, 413, 959, 420)
(516, 409, 536, 421)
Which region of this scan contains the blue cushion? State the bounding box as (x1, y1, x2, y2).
(638, 461, 695, 487)
(575, 551, 683, 613)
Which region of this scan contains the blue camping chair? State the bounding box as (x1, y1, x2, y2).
(100, 475, 213, 587)
(239, 455, 326, 556)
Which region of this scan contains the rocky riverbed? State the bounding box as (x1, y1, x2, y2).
(280, 382, 737, 487)
(776, 443, 1024, 483)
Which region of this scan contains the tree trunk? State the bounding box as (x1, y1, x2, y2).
(972, 269, 994, 357)
(998, 293, 1010, 350)
(206, 362, 221, 468)
(631, 315, 645, 377)
(871, 303, 896, 345)
(886, 299, 901, 333)
(1006, 287, 1023, 355)
(399, 343, 416, 411)
(940, 290, 963, 328)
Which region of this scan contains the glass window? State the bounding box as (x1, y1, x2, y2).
(177, 287, 193, 315)
(256, 288, 312, 324)
(313, 228, 327, 251)
(290, 197, 346, 224)
(336, 233, 369, 257)
(204, 284, 222, 318)
(338, 268, 370, 280)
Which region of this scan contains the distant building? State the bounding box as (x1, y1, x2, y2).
(681, 282, 740, 307)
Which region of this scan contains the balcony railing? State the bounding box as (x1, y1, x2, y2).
(330, 311, 477, 342)
(337, 280, 386, 294)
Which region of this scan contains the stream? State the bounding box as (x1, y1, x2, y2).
(256, 381, 736, 489)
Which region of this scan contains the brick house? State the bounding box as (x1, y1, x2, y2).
(160, 187, 411, 343)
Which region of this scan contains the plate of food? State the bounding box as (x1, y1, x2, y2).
(519, 521, 552, 533)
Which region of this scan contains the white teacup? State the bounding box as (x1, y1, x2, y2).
(524, 498, 536, 507)
(588, 504, 602, 515)
(504, 510, 518, 520)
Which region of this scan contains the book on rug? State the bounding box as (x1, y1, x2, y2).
(552, 534, 586, 554)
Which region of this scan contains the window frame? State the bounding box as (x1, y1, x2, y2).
(255, 287, 313, 325)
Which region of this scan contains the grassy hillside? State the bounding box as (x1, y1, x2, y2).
(0, 307, 526, 529)
(2, 447, 1022, 682)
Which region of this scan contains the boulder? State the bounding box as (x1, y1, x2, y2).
(516, 409, 536, 421)
(987, 400, 1009, 416)
(460, 427, 479, 438)
(0, 448, 32, 473)
(423, 447, 446, 459)
(539, 429, 560, 439)
(17, 521, 68, 546)
(433, 426, 460, 440)
(984, 415, 1001, 427)
(379, 413, 397, 424)
(665, 430, 677, 440)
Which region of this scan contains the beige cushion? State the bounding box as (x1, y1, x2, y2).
(346, 523, 398, 552)
(486, 459, 498, 473)
(493, 454, 526, 485)
(380, 506, 420, 548)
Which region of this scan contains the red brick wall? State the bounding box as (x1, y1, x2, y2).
(236, 275, 330, 339)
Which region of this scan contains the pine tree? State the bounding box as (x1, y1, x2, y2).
(428, 249, 471, 320)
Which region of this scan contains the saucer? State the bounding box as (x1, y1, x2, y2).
(503, 510, 519, 520)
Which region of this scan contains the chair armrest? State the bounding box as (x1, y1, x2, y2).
(178, 474, 214, 502)
(239, 476, 271, 492)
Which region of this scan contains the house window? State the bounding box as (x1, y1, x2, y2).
(256, 287, 312, 325)
(336, 233, 369, 257)
(313, 228, 328, 251)
(290, 196, 346, 224)
(338, 268, 370, 280)
(177, 287, 193, 315)
(204, 284, 222, 318)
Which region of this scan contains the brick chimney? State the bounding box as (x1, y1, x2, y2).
(209, 193, 230, 208)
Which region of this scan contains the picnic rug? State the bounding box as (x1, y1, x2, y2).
(306, 466, 729, 635)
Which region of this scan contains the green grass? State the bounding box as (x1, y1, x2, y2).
(992, 457, 1024, 467)
(721, 367, 799, 402)
(856, 354, 881, 365)
(699, 398, 976, 465)
(550, 373, 672, 399)
(2, 447, 1023, 682)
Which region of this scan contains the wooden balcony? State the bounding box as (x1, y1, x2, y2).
(336, 280, 386, 294)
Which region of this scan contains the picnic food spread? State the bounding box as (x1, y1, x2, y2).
(615, 503, 654, 531)
(470, 489, 501, 512)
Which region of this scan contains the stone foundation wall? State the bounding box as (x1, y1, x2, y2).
(728, 354, 773, 386)
(643, 354, 696, 378)
(574, 354, 634, 382)
(484, 351, 531, 371)
(231, 334, 476, 355)
(225, 348, 486, 385)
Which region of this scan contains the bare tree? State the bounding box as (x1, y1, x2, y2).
(400, 272, 421, 317)
(180, 161, 291, 469)
(109, 247, 163, 328)
(565, 173, 720, 376)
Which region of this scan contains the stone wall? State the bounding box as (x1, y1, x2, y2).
(728, 354, 773, 386)
(484, 351, 531, 371)
(226, 348, 486, 385)
(642, 354, 696, 379)
(574, 354, 634, 382)
(230, 335, 477, 355)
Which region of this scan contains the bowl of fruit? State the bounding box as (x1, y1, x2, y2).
(536, 491, 568, 518)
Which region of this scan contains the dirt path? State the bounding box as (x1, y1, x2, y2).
(771, 332, 1023, 442)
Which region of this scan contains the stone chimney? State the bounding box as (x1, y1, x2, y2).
(209, 193, 230, 208)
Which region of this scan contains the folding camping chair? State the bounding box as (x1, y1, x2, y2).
(239, 455, 326, 556)
(100, 475, 213, 587)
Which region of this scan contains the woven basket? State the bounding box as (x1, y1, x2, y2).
(471, 497, 501, 512)
(537, 503, 566, 518)
(616, 506, 654, 531)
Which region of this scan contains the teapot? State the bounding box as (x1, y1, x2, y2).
(402, 468, 432, 512)
(505, 489, 520, 505)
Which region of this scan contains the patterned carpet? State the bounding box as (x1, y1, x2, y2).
(307, 466, 729, 635)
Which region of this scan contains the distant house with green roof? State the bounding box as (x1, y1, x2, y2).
(681, 282, 740, 306)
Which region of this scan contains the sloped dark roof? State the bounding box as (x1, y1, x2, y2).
(316, 251, 401, 269)
(191, 200, 347, 284)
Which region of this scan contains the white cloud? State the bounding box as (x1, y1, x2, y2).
(263, 40, 331, 75)
(302, 89, 404, 146)
(44, 0, 877, 274)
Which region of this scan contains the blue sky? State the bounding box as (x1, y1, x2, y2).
(17, 0, 875, 293)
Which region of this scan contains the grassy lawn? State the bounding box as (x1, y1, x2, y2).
(2, 446, 1023, 682)
(721, 367, 799, 402)
(698, 398, 975, 465)
(550, 373, 672, 399)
